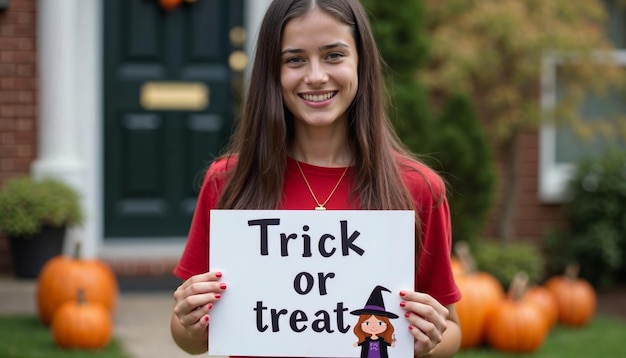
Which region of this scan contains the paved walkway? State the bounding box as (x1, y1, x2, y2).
(0, 277, 199, 358)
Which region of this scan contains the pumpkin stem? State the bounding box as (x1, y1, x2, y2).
(76, 288, 86, 305)
(454, 241, 476, 274)
(508, 272, 529, 301)
(564, 263, 580, 281)
(72, 240, 82, 260)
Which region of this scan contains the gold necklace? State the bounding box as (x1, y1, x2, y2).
(295, 160, 350, 210)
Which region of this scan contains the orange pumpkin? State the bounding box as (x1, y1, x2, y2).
(37, 244, 118, 325)
(159, 0, 183, 11)
(450, 256, 464, 278)
(453, 242, 505, 349)
(545, 264, 596, 327)
(485, 272, 549, 353)
(52, 288, 112, 349)
(524, 285, 559, 328)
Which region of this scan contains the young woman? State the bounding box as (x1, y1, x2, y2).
(170, 0, 461, 357)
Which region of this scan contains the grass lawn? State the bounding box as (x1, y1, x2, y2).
(0, 314, 623, 357)
(0, 315, 130, 358)
(457, 315, 626, 357)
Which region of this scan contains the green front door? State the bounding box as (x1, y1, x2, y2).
(103, 0, 244, 239)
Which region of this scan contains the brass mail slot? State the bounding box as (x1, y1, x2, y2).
(140, 82, 209, 111)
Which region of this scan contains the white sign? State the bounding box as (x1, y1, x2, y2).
(209, 210, 415, 357)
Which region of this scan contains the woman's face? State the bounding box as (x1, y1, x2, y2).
(280, 9, 358, 129)
(361, 315, 387, 336)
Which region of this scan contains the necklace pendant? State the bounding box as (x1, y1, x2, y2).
(296, 160, 348, 213)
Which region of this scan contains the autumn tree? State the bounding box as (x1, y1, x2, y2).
(421, 0, 625, 242)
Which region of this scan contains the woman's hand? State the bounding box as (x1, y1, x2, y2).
(172, 271, 226, 340)
(398, 290, 450, 357)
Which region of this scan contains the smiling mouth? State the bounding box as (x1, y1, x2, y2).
(300, 91, 337, 102)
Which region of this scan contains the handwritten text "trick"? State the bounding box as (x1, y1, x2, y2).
(248, 219, 365, 257)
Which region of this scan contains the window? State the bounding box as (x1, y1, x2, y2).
(539, 0, 626, 202)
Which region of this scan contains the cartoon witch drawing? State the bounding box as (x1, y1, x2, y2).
(351, 285, 398, 358)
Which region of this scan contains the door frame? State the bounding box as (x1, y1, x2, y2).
(34, 0, 272, 260)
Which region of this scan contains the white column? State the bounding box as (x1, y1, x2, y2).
(33, 0, 88, 256)
(74, 0, 103, 259)
(244, 0, 272, 81)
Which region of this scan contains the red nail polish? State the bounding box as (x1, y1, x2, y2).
(220, 283, 227, 290)
(215, 272, 223, 278)
(208, 303, 213, 310)
(205, 316, 209, 322)
(399, 291, 406, 297)
(408, 325, 414, 331)
(400, 301, 406, 308)
(404, 311, 410, 318)
(215, 293, 221, 299)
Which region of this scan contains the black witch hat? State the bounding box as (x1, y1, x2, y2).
(350, 285, 399, 318)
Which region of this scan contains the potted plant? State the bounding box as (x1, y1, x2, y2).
(0, 176, 83, 278)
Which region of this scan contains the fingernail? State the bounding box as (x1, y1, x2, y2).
(400, 301, 406, 308)
(215, 293, 221, 299)
(408, 325, 414, 331)
(404, 311, 410, 318)
(399, 291, 406, 297)
(208, 303, 213, 310)
(219, 283, 227, 290)
(205, 316, 209, 322)
(215, 272, 222, 278)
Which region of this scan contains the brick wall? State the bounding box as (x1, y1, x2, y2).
(106, 258, 180, 278)
(0, 0, 38, 274)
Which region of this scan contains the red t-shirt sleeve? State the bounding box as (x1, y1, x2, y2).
(403, 162, 461, 306)
(173, 158, 231, 280)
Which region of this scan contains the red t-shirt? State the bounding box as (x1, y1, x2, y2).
(174, 156, 461, 358)
(174, 156, 460, 306)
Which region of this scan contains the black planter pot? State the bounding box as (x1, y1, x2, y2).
(8, 226, 66, 278)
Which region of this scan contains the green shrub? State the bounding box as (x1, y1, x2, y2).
(425, 95, 496, 244)
(472, 240, 546, 288)
(0, 176, 83, 237)
(360, 0, 434, 153)
(361, 1, 497, 244)
(360, 0, 428, 74)
(544, 148, 626, 288)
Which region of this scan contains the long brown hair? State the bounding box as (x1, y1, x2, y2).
(353, 314, 395, 344)
(217, 0, 428, 240)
